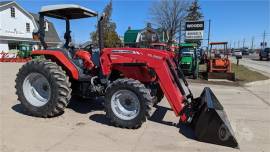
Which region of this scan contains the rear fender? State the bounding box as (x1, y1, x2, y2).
(32, 50, 79, 80)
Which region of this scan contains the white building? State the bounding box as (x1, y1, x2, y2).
(0, 1, 61, 52)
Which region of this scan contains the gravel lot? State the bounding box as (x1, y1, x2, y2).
(0, 63, 269, 152)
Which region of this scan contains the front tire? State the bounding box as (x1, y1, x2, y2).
(15, 60, 71, 117)
(105, 79, 153, 129)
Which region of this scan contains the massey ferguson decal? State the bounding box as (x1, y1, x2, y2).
(147, 54, 163, 60)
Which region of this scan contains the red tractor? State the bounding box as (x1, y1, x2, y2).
(15, 4, 238, 148)
(150, 42, 179, 52)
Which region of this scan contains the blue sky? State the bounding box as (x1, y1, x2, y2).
(16, 0, 270, 48)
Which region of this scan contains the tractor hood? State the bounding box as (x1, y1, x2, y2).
(181, 56, 193, 64)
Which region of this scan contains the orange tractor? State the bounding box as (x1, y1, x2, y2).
(206, 42, 235, 81)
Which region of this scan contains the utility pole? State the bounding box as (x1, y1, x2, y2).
(207, 19, 211, 52)
(238, 40, 240, 49)
(262, 30, 266, 49)
(243, 38, 245, 48)
(251, 36, 254, 50)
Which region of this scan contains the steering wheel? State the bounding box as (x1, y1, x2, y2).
(83, 44, 94, 54)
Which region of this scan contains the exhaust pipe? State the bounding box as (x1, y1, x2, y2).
(98, 13, 105, 51)
(192, 87, 239, 148)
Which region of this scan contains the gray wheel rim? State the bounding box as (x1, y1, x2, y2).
(23, 73, 51, 107)
(111, 90, 140, 120)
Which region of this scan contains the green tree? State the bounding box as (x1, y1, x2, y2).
(185, 0, 203, 21)
(91, 0, 122, 48)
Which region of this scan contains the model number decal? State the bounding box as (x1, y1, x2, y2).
(112, 50, 141, 55)
(147, 54, 163, 60)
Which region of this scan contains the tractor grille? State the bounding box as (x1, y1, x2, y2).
(180, 64, 190, 69)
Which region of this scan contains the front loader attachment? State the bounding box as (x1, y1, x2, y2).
(165, 57, 238, 148)
(193, 87, 239, 148)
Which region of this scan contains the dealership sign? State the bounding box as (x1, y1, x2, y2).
(185, 21, 204, 40)
(186, 31, 204, 40)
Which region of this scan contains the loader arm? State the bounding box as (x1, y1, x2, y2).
(101, 48, 189, 118)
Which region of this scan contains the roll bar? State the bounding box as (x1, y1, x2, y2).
(34, 5, 103, 51)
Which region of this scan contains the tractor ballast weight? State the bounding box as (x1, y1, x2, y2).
(15, 4, 238, 148)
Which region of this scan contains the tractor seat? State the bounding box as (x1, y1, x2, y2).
(46, 48, 88, 78)
(48, 48, 81, 67)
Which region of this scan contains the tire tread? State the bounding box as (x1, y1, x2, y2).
(105, 78, 153, 129)
(15, 60, 71, 117)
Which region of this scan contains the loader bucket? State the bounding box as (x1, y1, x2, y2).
(193, 87, 239, 148)
(206, 72, 236, 81)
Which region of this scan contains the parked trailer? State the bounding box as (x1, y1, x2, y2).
(0, 53, 31, 62)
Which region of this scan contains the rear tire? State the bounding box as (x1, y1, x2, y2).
(15, 60, 71, 117)
(105, 78, 153, 129)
